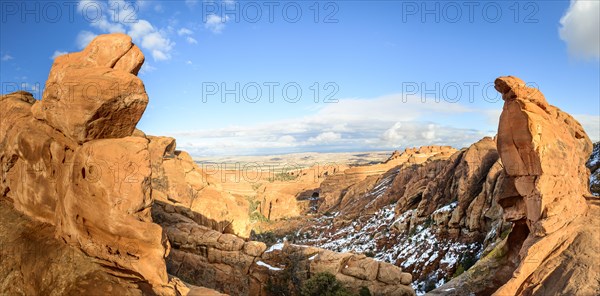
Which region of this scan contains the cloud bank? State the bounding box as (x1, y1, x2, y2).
(559, 0, 600, 59)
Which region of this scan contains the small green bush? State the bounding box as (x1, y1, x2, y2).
(301, 272, 353, 296)
(250, 211, 269, 222)
(268, 172, 299, 182)
(423, 276, 437, 292)
(452, 264, 465, 278)
(452, 251, 477, 278)
(252, 182, 263, 191)
(250, 231, 279, 247)
(359, 286, 371, 296)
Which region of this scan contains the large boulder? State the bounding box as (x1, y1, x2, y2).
(32, 33, 147, 144)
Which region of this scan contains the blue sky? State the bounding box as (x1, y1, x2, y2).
(1, 0, 599, 156)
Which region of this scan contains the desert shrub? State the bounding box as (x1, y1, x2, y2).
(452, 251, 477, 278)
(250, 231, 279, 247)
(461, 251, 477, 271)
(422, 217, 434, 228)
(452, 263, 465, 278)
(422, 276, 438, 292)
(359, 286, 371, 296)
(268, 172, 299, 182)
(250, 211, 269, 222)
(266, 251, 309, 296)
(252, 182, 263, 191)
(246, 196, 269, 222)
(266, 277, 290, 296)
(300, 272, 353, 296)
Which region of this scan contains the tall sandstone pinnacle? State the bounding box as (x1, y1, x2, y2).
(494, 76, 599, 295)
(0, 34, 180, 294)
(31, 33, 148, 144)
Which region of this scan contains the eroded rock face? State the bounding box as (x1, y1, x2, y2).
(317, 145, 458, 216)
(58, 137, 171, 288)
(493, 76, 598, 295)
(496, 76, 591, 235)
(0, 199, 152, 295)
(32, 33, 148, 144)
(0, 34, 175, 294)
(285, 140, 509, 291)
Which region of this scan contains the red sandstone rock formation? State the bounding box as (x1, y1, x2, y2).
(0, 34, 208, 295)
(152, 202, 415, 296)
(492, 76, 599, 295)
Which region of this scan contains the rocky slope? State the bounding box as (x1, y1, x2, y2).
(270, 139, 508, 294)
(255, 78, 599, 295)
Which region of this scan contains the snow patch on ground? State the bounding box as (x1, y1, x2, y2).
(432, 201, 458, 214)
(256, 260, 283, 271)
(265, 243, 284, 253)
(295, 201, 481, 295)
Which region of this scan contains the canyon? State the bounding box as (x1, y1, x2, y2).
(1, 34, 598, 296)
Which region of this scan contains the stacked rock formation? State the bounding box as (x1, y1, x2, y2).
(152, 202, 415, 296)
(492, 76, 599, 295)
(0, 34, 192, 295)
(430, 77, 599, 295)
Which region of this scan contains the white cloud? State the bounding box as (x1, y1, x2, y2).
(77, 0, 174, 61)
(139, 62, 157, 74)
(140, 31, 174, 61)
(76, 30, 98, 49)
(308, 132, 342, 143)
(178, 28, 193, 36)
(50, 50, 68, 59)
(186, 60, 193, 65)
(178, 28, 197, 44)
(559, 0, 600, 59)
(128, 19, 154, 40)
(205, 14, 229, 34)
(186, 37, 198, 44)
(382, 122, 438, 144)
(574, 114, 600, 142)
(168, 94, 495, 156)
(1, 54, 13, 61)
(278, 135, 296, 143)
